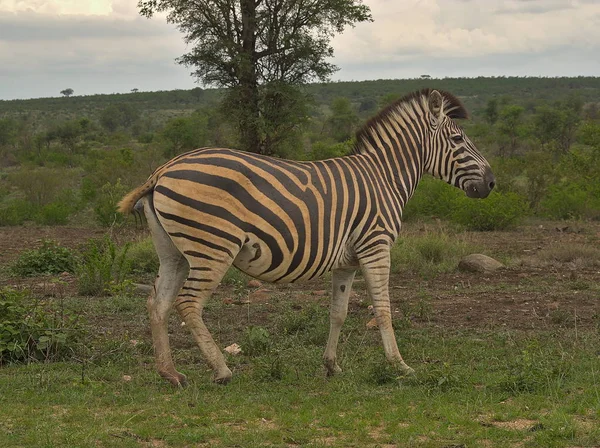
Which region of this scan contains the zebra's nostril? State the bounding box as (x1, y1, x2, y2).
(489, 181, 495, 190)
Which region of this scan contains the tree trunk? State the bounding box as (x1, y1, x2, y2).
(239, 0, 262, 154)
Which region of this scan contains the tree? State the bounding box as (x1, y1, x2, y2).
(484, 98, 499, 125)
(325, 97, 359, 142)
(533, 104, 580, 154)
(131, 88, 139, 93)
(138, 0, 372, 155)
(99, 104, 141, 132)
(60, 88, 74, 97)
(497, 105, 525, 156)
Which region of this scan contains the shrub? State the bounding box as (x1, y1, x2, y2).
(127, 238, 159, 277)
(11, 240, 75, 277)
(0, 288, 81, 364)
(76, 236, 131, 296)
(0, 198, 35, 226)
(403, 177, 463, 221)
(35, 201, 71, 225)
(451, 191, 529, 231)
(540, 182, 600, 220)
(391, 232, 476, 277)
(94, 180, 129, 227)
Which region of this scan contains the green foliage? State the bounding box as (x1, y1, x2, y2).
(309, 140, 353, 160)
(159, 111, 209, 157)
(0, 198, 33, 226)
(127, 238, 160, 277)
(325, 97, 360, 142)
(391, 232, 476, 277)
(99, 103, 140, 132)
(403, 177, 463, 221)
(76, 236, 131, 296)
(540, 182, 600, 220)
(497, 105, 525, 155)
(0, 288, 81, 364)
(93, 180, 129, 227)
(36, 201, 71, 225)
(533, 103, 580, 153)
(8, 167, 76, 207)
(241, 326, 272, 357)
(483, 98, 499, 125)
(451, 191, 529, 231)
(11, 240, 75, 277)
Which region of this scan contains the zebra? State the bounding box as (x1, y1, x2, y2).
(118, 89, 495, 386)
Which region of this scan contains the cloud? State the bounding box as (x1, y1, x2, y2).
(0, 0, 599, 100)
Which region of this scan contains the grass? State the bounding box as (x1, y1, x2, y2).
(0, 293, 599, 448)
(391, 230, 478, 278)
(536, 243, 600, 268)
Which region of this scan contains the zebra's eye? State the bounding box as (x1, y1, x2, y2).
(451, 134, 463, 143)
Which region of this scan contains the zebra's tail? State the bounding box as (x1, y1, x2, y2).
(117, 172, 160, 214)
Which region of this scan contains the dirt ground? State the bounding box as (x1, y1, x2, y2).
(1, 221, 599, 333)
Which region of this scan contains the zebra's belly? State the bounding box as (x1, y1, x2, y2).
(232, 236, 357, 284)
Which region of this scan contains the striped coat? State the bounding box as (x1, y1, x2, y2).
(119, 89, 494, 386)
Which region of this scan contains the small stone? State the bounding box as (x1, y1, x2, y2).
(224, 343, 242, 355)
(458, 254, 504, 273)
(222, 297, 234, 305)
(180, 321, 186, 327)
(247, 279, 262, 288)
(122, 375, 132, 382)
(130, 339, 139, 346)
(366, 317, 378, 329)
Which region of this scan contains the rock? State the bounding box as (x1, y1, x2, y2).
(122, 375, 132, 382)
(224, 343, 242, 355)
(247, 279, 262, 288)
(366, 317, 378, 329)
(458, 254, 504, 273)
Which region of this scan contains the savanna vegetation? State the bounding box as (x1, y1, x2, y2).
(1, 75, 600, 447)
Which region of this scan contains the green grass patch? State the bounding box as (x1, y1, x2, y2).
(0, 293, 598, 447)
(391, 231, 477, 278)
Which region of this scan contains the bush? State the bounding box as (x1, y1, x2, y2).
(0, 198, 35, 226)
(0, 288, 81, 364)
(11, 240, 75, 277)
(451, 191, 529, 231)
(94, 180, 129, 227)
(76, 236, 131, 296)
(35, 201, 71, 225)
(403, 177, 463, 221)
(540, 182, 600, 220)
(127, 238, 159, 277)
(391, 232, 475, 277)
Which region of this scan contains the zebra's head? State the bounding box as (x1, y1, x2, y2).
(424, 90, 495, 199)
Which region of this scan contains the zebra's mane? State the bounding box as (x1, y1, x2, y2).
(353, 88, 469, 154)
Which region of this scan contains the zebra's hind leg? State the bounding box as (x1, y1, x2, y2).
(143, 197, 190, 386)
(359, 246, 414, 376)
(323, 268, 356, 376)
(174, 263, 234, 384)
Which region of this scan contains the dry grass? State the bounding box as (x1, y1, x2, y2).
(535, 244, 600, 268)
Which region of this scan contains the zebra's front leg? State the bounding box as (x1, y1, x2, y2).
(359, 246, 414, 375)
(323, 268, 356, 376)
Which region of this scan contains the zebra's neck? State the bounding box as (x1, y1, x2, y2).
(352, 99, 428, 207)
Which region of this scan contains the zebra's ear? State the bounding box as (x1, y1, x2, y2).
(428, 90, 444, 119)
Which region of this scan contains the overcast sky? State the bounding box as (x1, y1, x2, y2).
(0, 0, 599, 100)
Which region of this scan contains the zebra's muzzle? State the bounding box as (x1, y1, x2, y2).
(465, 167, 495, 199)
